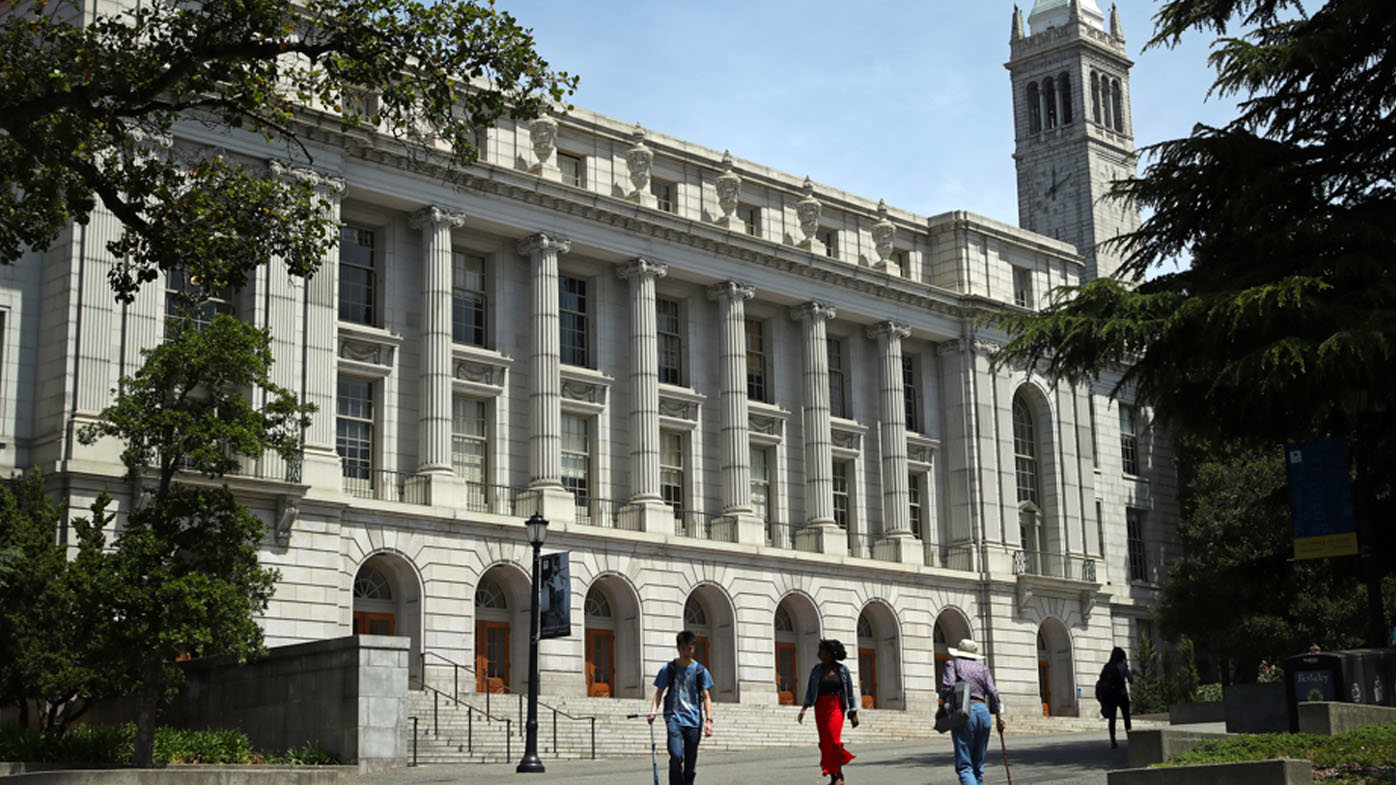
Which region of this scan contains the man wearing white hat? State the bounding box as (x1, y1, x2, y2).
(941, 638, 1005, 785)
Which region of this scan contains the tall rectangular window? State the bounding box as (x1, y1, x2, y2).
(1127, 508, 1148, 582)
(651, 179, 674, 212)
(817, 228, 838, 259)
(1120, 404, 1140, 475)
(336, 377, 374, 493)
(559, 275, 590, 368)
(657, 298, 683, 385)
(902, 355, 920, 433)
(827, 337, 847, 419)
(558, 152, 584, 188)
(1013, 266, 1032, 308)
(832, 460, 851, 528)
(745, 319, 768, 403)
(452, 396, 487, 485)
(750, 446, 771, 522)
(908, 473, 924, 538)
(891, 249, 909, 278)
(1089, 394, 1099, 468)
(164, 266, 234, 331)
(339, 226, 376, 325)
(452, 251, 487, 346)
(738, 204, 761, 237)
(561, 413, 590, 511)
(660, 431, 685, 520)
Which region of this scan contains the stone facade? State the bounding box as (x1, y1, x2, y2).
(0, 1, 1178, 723)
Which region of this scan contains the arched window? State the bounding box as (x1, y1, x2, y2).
(474, 576, 507, 609)
(1111, 80, 1125, 132)
(1059, 73, 1073, 124)
(1027, 82, 1042, 133)
(1090, 72, 1102, 123)
(1012, 396, 1039, 505)
(354, 565, 393, 600)
(684, 597, 707, 627)
(585, 586, 612, 618)
(774, 605, 794, 632)
(1043, 77, 1057, 129)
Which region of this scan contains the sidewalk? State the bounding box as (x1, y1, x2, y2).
(354, 728, 1137, 785)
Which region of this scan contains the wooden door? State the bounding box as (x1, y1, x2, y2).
(586, 629, 615, 697)
(694, 636, 710, 668)
(354, 612, 395, 636)
(858, 648, 877, 709)
(775, 642, 797, 705)
(475, 620, 509, 693)
(1038, 658, 1052, 716)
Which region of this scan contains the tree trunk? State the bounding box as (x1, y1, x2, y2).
(132, 663, 162, 768)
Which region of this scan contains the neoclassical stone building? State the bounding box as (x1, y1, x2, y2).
(0, 0, 1176, 718)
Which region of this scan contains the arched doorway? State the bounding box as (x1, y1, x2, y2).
(932, 608, 972, 687)
(473, 564, 531, 695)
(683, 584, 738, 702)
(352, 553, 422, 679)
(1037, 617, 1076, 717)
(856, 601, 902, 710)
(584, 575, 643, 699)
(773, 593, 820, 705)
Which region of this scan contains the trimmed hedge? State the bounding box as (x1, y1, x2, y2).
(1163, 721, 1396, 784)
(0, 724, 338, 766)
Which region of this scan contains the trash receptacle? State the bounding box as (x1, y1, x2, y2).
(1284, 652, 1345, 731)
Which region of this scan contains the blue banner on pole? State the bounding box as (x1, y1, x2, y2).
(539, 552, 571, 640)
(1285, 439, 1357, 560)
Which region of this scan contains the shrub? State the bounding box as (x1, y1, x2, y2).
(1162, 722, 1396, 784)
(1195, 682, 1223, 703)
(0, 724, 334, 766)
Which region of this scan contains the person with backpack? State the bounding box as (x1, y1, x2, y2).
(649, 629, 714, 785)
(796, 639, 859, 785)
(1097, 647, 1132, 748)
(940, 638, 1004, 785)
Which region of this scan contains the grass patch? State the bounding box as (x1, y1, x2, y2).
(0, 724, 338, 766)
(1162, 721, 1396, 784)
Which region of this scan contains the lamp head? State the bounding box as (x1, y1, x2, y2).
(525, 512, 549, 547)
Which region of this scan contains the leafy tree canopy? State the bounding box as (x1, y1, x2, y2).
(0, 0, 577, 301)
(993, 0, 1395, 450)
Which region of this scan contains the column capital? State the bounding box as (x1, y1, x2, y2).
(789, 301, 837, 323)
(707, 281, 755, 303)
(867, 320, 911, 342)
(410, 205, 466, 231)
(267, 159, 345, 196)
(517, 232, 572, 257)
(617, 257, 669, 282)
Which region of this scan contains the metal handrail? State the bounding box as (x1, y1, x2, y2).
(419, 650, 597, 759)
(409, 677, 514, 760)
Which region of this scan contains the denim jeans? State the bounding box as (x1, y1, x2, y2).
(951, 702, 991, 785)
(665, 719, 701, 785)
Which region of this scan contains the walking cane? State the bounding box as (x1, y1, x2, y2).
(998, 726, 1013, 785)
(625, 713, 660, 785)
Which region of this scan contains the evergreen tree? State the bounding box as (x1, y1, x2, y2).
(1131, 633, 1168, 714)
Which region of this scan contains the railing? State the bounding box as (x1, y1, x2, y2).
(1012, 549, 1098, 582)
(573, 496, 622, 528)
(419, 651, 596, 760)
(764, 520, 822, 553)
(674, 510, 722, 540)
(846, 531, 877, 559)
(342, 469, 430, 504)
(409, 678, 511, 762)
(937, 544, 976, 571)
(461, 482, 530, 515)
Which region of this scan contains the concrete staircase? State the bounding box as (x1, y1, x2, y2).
(404, 686, 1168, 764)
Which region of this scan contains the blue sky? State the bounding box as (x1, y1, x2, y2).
(499, 1, 1238, 228)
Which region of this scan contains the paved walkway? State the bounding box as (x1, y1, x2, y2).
(354, 728, 1137, 785)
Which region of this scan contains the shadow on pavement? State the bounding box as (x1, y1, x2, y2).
(875, 735, 1130, 773)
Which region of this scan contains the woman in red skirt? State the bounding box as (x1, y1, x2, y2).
(797, 639, 859, 785)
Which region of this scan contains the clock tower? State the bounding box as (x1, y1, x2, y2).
(1007, 1, 1139, 281)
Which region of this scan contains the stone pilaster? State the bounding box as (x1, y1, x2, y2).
(790, 301, 844, 555)
(869, 321, 918, 564)
(409, 207, 466, 507)
(518, 232, 575, 522)
(706, 281, 763, 545)
(270, 161, 345, 491)
(617, 258, 671, 533)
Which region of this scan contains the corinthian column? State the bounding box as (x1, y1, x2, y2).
(617, 259, 672, 532)
(869, 321, 920, 563)
(518, 232, 573, 520)
(706, 282, 762, 544)
(411, 206, 466, 477)
(791, 302, 838, 529)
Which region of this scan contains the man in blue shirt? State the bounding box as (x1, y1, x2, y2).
(649, 630, 714, 785)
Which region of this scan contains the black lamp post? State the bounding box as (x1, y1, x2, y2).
(516, 512, 549, 773)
